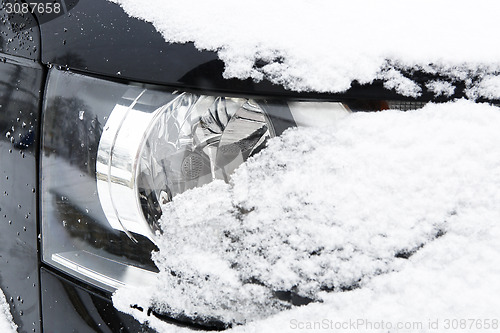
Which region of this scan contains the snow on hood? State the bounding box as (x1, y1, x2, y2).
(113, 100, 500, 331)
(110, 0, 500, 97)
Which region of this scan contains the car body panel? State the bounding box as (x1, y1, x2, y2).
(38, 0, 447, 101)
(0, 2, 40, 60)
(0, 0, 493, 332)
(0, 54, 42, 333)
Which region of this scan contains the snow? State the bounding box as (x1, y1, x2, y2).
(468, 75, 500, 100)
(113, 100, 500, 332)
(0, 289, 17, 333)
(107, 1, 500, 330)
(109, 0, 500, 96)
(425, 80, 456, 97)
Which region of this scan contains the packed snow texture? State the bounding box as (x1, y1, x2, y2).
(110, 0, 500, 97)
(0, 289, 17, 333)
(113, 100, 500, 331)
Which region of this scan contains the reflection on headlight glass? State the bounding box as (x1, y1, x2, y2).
(96, 91, 276, 241)
(41, 69, 352, 292)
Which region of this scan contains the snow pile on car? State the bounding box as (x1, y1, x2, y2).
(0, 289, 17, 333)
(110, 0, 500, 97)
(113, 100, 500, 331)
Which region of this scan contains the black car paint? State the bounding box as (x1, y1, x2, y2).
(38, 0, 460, 102)
(0, 54, 42, 333)
(1, 2, 43, 331)
(0, 0, 480, 332)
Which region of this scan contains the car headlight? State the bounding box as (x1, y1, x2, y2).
(40, 68, 365, 294)
(97, 92, 276, 241)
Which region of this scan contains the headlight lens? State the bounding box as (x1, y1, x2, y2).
(40, 68, 352, 292)
(97, 92, 274, 241)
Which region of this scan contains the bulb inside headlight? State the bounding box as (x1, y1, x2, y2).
(97, 92, 274, 241)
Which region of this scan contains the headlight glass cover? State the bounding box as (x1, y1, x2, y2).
(40, 69, 350, 291)
(97, 93, 274, 240)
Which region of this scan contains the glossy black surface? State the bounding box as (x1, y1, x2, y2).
(41, 267, 152, 333)
(0, 1, 40, 60)
(38, 0, 224, 91)
(37, 0, 468, 102)
(0, 54, 43, 333)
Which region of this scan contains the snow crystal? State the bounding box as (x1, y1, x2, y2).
(113, 100, 500, 331)
(467, 75, 500, 100)
(0, 289, 17, 333)
(380, 68, 422, 97)
(426, 80, 455, 97)
(110, 0, 500, 96)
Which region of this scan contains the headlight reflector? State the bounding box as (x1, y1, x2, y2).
(97, 92, 274, 241)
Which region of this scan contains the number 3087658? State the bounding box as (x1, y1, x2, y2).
(5, 2, 61, 14)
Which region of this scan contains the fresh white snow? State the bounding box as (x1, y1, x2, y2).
(110, 0, 500, 97)
(0, 289, 17, 333)
(113, 100, 500, 332)
(107, 1, 500, 331)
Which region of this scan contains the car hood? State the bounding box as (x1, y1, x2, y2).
(39, 0, 458, 101)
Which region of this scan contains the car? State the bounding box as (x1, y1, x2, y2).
(0, 0, 494, 332)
